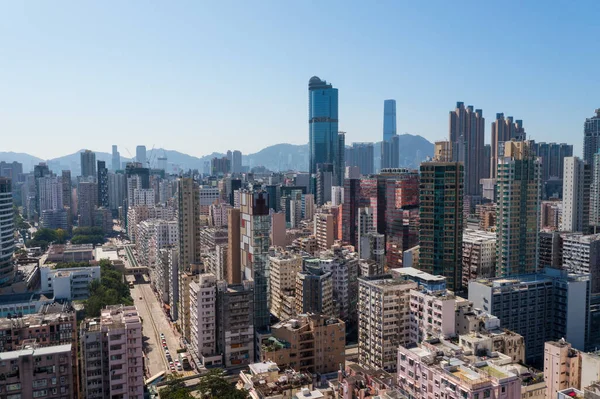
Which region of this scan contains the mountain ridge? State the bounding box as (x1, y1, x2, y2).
(0, 134, 433, 173)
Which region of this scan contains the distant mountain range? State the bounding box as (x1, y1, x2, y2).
(0, 134, 433, 174)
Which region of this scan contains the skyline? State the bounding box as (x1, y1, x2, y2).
(1, 1, 599, 158)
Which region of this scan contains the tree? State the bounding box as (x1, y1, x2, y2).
(195, 369, 248, 399)
(159, 374, 194, 399)
(83, 259, 133, 318)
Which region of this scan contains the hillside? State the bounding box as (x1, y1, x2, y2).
(0, 134, 433, 174)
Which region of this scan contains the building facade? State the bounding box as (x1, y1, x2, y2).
(308, 76, 343, 185)
(0, 178, 15, 286)
(495, 141, 541, 277)
(80, 305, 144, 399)
(419, 162, 464, 291)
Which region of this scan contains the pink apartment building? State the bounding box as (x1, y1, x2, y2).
(80, 305, 144, 399)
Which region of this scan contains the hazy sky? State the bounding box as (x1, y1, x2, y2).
(1, 1, 598, 159)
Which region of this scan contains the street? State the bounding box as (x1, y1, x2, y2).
(131, 280, 185, 377)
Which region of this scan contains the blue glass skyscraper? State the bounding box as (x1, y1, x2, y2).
(309, 76, 342, 184)
(383, 99, 396, 142)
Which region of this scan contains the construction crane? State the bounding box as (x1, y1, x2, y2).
(146, 144, 156, 168)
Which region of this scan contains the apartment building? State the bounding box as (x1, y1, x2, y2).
(314, 212, 335, 251)
(304, 247, 359, 322)
(269, 250, 302, 321)
(135, 219, 178, 268)
(539, 230, 563, 268)
(358, 275, 418, 371)
(408, 288, 456, 343)
(544, 340, 582, 399)
(0, 342, 74, 399)
(189, 274, 220, 367)
(0, 303, 78, 394)
(469, 269, 591, 365)
(216, 280, 254, 368)
(562, 233, 600, 293)
(189, 274, 254, 368)
(261, 314, 345, 374)
(462, 229, 496, 288)
(126, 205, 175, 242)
(80, 305, 144, 399)
(296, 267, 333, 316)
(397, 340, 521, 399)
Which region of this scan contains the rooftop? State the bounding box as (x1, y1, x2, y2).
(249, 361, 280, 375)
(0, 343, 72, 360)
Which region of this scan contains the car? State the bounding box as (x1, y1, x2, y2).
(139, 297, 143, 300)
(177, 365, 183, 371)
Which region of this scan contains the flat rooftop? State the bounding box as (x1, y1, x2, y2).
(249, 361, 279, 375)
(0, 343, 72, 360)
(391, 267, 445, 283)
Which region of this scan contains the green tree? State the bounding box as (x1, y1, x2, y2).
(195, 369, 248, 399)
(159, 374, 194, 399)
(83, 259, 133, 318)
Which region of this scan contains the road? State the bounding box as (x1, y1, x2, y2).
(132, 280, 183, 377)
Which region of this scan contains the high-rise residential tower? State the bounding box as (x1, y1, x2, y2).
(111, 145, 120, 171)
(62, 170, 72, 210)
(308, 76, 342, 185)
(561, 157, 590, 233)
(0, 178, 15, 286)
(490, 114, 525, 178)
(496, 141, 541, 277)
(584, 109, 600, 171)
(227, 208, 241, 285)
(448, 102, 485, 196)
(383, 99, 396, 142)
(97, 160, 109, 208)
(240, 190, 271, 332)
(136, 145, 147, 165)
(345, 142, 374, 175)
(80, 149, 96, 178)
(591, 151, 600, 232)
(77, 181, 98, 227)
(419, 161, 464, 291)
(178, 178, 201, 270)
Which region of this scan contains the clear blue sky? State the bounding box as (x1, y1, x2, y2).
(1, 0, 597, 159)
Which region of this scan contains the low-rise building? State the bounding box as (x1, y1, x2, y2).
(261, 314, 345, 375)
(238, 361, 315, 399)
(397, 340, 521, 399)
(46, 244, 94, 263)
(40, 264, 101, 300)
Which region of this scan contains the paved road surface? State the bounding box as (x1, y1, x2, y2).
(132, 281, 182, 377)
